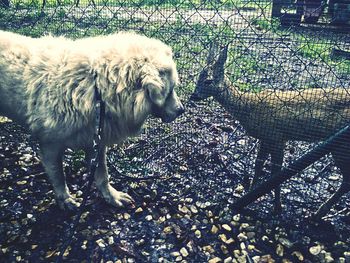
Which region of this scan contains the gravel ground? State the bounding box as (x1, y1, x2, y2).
(1, 101, 350, 263)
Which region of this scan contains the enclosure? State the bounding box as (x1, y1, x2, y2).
(0, 0, 350, 262)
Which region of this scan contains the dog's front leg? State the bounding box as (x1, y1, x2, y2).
(40, 143, 80, 210)
(92, 146, 135, 208)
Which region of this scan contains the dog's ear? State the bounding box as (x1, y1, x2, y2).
(140, 64, 165, 106)
(146, 82, 166, 106)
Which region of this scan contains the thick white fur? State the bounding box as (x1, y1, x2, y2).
(0, 30, 183, 209)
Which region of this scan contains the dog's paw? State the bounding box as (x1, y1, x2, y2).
(103, 185, 135, 208)
(57, 197, 80, 211)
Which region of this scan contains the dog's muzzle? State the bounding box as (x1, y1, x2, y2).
(162, 104, 185, 123)
(153, 103, 185, 123)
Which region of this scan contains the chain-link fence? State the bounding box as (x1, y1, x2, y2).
(1, 0, 350, 262)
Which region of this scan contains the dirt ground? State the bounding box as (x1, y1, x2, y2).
(1, 100, 350, 263)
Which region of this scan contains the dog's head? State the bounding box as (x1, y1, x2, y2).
(100, 32, 184, 123)
(136, 37, 184, 123)
(142, 61, 184, 123)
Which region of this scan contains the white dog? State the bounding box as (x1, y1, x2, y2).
(0, 30, 184, 210)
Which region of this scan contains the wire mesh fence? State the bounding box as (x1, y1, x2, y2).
(0, 0, 350, 261)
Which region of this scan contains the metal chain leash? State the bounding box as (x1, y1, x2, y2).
(55, 87, 105, 263)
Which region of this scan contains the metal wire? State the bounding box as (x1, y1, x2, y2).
(1, 0, 349, 228)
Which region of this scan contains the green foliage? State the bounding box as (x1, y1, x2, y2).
(249, 14, 350, 83)
(251, 17, 280, 32)
(2, 0, 273, 10)
(236, 81, 262, 92)
(336, 59, 350, 75)
(224, 0, 272, 11)
(57, 8, 67, 18)
(298, 42, 332, 59)
(298, 42, 350, 75)
(225, 47, 266, 92)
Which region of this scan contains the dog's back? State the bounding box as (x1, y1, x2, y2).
(0, 31, 34, 124)
(0, 31, 80, 127)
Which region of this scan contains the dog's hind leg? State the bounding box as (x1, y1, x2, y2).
(40, 143, 80, 210)
(91, 146, 135, 208)
(313, 147, 350, 220)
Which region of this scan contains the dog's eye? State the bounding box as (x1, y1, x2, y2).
(159, 69, 171, 76)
